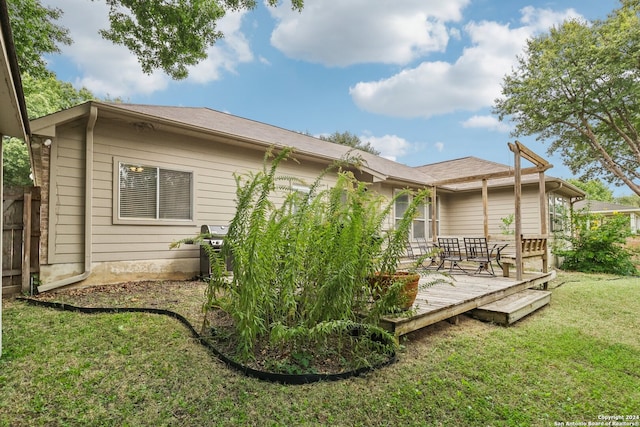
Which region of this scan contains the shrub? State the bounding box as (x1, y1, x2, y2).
(555, 211, 638, 276)
(174, 149, 437, 360)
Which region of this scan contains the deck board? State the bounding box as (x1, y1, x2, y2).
(381, 270, 556, 337)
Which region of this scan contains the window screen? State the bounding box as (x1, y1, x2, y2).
(119, 163, 192, 221)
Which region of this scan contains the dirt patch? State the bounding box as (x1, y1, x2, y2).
(202, 308, 395, 376)
(30, 280, 395, 376)
(32, 280, 208, 327)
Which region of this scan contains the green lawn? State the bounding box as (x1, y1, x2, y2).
(1, 272, 638, 426)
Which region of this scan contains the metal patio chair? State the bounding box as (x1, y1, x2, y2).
(437, 237, 466, 273)
(415, 237, 440, 270)
(463, 237, 498, 275)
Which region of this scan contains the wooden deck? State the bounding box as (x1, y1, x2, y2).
(381, 270, 556, 337)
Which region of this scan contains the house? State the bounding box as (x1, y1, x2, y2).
(415, 157, 584, 238)
(574, 200, 640, 234)
(1, 0, 30, 355)
(29, 101, 584, 292)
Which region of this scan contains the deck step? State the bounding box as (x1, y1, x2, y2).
(470, 289, 551, 325)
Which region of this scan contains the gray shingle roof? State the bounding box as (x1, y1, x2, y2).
(415, 156, 569, 192)
(574, 200, 640, 212)
(102, 102, 438, 186)
(415, 156, 513, 181)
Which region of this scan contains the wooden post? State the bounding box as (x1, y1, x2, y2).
(482, 179, 489, 238)
(511, 143, 523, 281)
(21, 190, 32, 294)
(431, 186, 438, 242)
(538, 171, 548, 273)
(539, 171, 547, 236)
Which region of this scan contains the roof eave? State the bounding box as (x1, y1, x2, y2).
(0, 0, 29, 139)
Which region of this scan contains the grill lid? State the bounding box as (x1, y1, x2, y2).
(201, 224, 229, 237)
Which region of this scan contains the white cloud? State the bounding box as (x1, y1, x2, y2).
(350, 7, 583, 118)
(360, 133, 411, 161)
(269, 0, 470, 67)
(44, 0, 253, 96)
(462, 115, 511, 132)
(434, 142, 445, 152)
(186, 11, 254, 84)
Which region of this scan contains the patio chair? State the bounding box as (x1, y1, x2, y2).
(437, 237, 466, 273)
(463, 237, 498, 275)
(405, 239, 439, 271)
(416, 237, 440, 270)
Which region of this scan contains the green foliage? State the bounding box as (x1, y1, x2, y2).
(8, 0, 304, 80)
(567, 179, 614, 202)
(555, 211, 638, 275)
(22, 74, 96, 119)
(319, 131, 381, 155)
(1, 75, 98, 187)
(615, 194, 640, 207)
(494, 0, 640, 196)
(99, 0, 303, 79)
(175, 149, 431, 359)
(499, 213, 515, 235)
(6, 0, 71, 78)
(2, 137, 32, 187)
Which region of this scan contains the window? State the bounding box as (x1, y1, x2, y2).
(394, 191, 439, 239)
(548, 194, 569, 232)
(290, 184, 311, 213)
(117, 161, 193, 223)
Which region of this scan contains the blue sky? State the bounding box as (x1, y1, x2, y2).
(43, 0, 628, 195)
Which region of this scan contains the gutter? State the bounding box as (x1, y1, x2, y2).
(38, 106, 98, 293)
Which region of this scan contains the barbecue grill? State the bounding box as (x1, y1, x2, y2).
(200, 224, 232, 278)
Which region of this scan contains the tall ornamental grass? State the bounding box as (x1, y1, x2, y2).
(176, 149, 430, 359)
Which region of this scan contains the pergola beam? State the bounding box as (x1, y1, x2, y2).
(430, 165, 551, 187)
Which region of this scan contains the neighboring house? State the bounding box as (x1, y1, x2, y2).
(29, 101, 585, 292)
(0, 0, 28, 141)
(1, 0, 30, 355)
(574, 200, 640, 233)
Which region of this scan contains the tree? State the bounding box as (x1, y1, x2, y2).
(3, 74, 97, 187)
(494, 0, 640, 197)
(615, 194, 640, 207)
(567, 179, 614, 202)
(319, 131, 381, 156)
(6, 0, 71, 78)
(8, 0, 304, 80)
(21, 74, 96, 120)
(3, 138, 32, 187)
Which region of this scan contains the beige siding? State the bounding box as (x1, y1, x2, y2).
(48, 123, 85, 264)
(46, 117, 340, 278)
(43, 112, 553, 287)
(439, 187, 542, 237)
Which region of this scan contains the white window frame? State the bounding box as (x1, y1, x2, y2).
(548, 193, 569, 233)
(113, 158, 196, 225)
(394, 190, 438, 240)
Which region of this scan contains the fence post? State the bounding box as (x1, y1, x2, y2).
(21, 190, 32, 294)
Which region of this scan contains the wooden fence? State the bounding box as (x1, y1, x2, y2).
(2, 187, 40, 296)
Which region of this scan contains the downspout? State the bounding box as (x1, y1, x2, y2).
(38, 106, 97, 292)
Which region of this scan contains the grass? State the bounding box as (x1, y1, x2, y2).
(1, 272, 639, 426)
